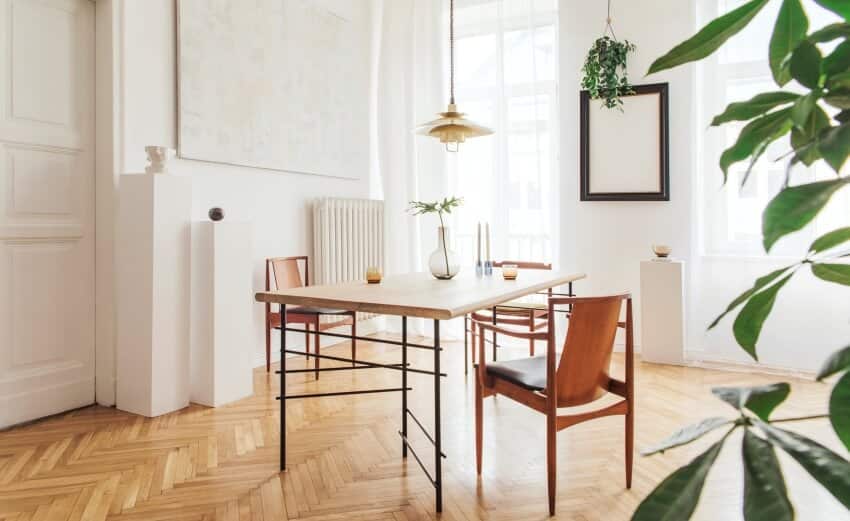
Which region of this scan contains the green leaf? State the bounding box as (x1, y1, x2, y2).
(829, 71, 850, 91)
(770, 0, 809, 86)
(733, 275, 793, 358)
(810, 227, 850, 253)
(818, 124, 850, 172)
(791, 92, 818, 129)
(763, 178, 850, 251)
(830, 371, 850, 452)
(642, 417, 731, 456)
(742, 430, 794, 521)
(711, 92, 799, 126)
(813, 0, 850, 21)
(790, 40, 823, 89)
(712, 383, 791, 420)
(817, 345, 850, 380)
(809, 23, 850, 43)
(825, 91, 850, 109)
(709, 266, 794, 329)
(824, 40, 850, 77)
(813, 263, 850, 285)
(648, 0, 770, 74)
(631, 440, 725, 521)
(720, 108, 793, 180)
(791, 105, 830, 165)
(759, 421, 850, 509)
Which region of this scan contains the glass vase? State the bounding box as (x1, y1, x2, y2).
(428, 226, 461, 280)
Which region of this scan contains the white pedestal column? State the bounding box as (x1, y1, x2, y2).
(116, 173, 192, 417)
(190, 221, 253, 407)
(640, 259, 686, 365)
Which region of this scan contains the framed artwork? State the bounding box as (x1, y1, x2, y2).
(580, 82, 670, 201)
(176, 0, 370, 179)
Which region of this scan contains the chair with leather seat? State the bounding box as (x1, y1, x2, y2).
(473, 294, 634, 516)
(464, 260, 553, 373)
(264, 256, 356, 378)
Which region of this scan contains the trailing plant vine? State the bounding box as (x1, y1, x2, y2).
(581, 36, 637, 110)
(581, 1, 636, 109)
(633, 1, 850, 519)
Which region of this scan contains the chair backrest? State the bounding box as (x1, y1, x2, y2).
(493, 260, 552, 270)
(267, 256, 308, 291)
(553, 294, 629, 407)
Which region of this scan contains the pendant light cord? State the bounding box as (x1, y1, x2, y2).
(449, 0, 455, 105)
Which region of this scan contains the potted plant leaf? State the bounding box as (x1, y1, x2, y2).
(633, 1, 850, 519)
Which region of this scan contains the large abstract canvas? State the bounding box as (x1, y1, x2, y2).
(177, 0, 370, 179)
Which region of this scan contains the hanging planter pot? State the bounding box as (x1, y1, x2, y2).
(580, 2, 636, 110)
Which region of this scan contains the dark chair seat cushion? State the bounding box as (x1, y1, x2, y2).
(289, 307, 352, 316)
(485, 355, 548, 391)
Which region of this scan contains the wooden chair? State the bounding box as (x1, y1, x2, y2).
(473, 294, 634, 516)
(264, 256, 356, 378)
(463, 261, 553, 373)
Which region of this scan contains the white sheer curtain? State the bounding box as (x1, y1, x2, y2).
(372, 0, 449, 334)
(447, 0, 559, 266)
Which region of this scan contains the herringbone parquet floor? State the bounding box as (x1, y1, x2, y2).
(0, 335, 846, 520)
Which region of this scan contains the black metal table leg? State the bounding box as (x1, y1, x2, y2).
(463, 315, 468, 375)
(433, 319, 442, 513)
(491, 306, 497, 362)
(280, 304, 287, 471)
(402, 317, 408, 458)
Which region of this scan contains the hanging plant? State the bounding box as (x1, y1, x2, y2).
(581, 36, 636, 110)
(581, 2, 636, 110)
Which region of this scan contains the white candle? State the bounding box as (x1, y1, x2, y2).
(477, 222, 482, 263)
(485, 222, 491, 260)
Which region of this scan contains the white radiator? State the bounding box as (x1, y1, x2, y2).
(313, 198, 384, 321)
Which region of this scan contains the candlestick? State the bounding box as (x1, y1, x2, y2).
(485, 222, 491, 260)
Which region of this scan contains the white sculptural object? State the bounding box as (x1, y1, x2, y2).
(145, 146, 174, 174)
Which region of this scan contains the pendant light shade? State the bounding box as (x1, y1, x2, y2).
(416, 0, 493, 152)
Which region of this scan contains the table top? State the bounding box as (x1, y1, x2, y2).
(255, 270, 585, 320)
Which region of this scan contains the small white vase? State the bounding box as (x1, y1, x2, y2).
(429, 226, 461, 280)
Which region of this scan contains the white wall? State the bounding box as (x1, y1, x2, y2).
(559, 0, 697, 352)
(112, 0, 372, 385)
(559, 0, 850, 373)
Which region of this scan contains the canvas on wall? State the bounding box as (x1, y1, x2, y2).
(177, 0, 370, 179)
(579, 83, 670, 201)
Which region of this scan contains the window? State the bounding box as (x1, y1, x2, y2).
(448, 0, 558, 264)
(699, 0, 849, 256)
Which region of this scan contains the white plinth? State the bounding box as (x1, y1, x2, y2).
(640, 259, 686, 365)
(116, 174, 192, 417)
(190, 221, 253, 407)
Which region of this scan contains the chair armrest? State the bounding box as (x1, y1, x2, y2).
(473, 321, 548, 341)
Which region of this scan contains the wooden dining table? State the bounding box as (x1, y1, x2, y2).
(255, 269, 585, 512)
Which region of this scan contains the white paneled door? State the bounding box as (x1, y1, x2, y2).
(0, 0, 95, 428)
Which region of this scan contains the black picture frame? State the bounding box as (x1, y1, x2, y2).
(580, 82, 670, 201)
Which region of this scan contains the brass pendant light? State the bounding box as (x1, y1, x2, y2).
(415, 0, 493, 152)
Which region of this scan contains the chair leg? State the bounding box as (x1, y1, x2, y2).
(547, 410, 557, 516)
(475, 340, 484, 475)
(304, 323, 310, 362)
(471, 323, 477, 366)
(314, 318, 320, 380)
(626, 408, 634, 489)
(351, 317, 357, 367)
(265, 318, 272, 373)
(464, 316, 469, 375)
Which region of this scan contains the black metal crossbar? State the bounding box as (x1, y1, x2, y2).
(279, 363, 406, 374)
(398, 431, 436, 486)
(278, 387, 412, 400)
(282, 349, 446, 377)
(281, 327, 440, 351)
(406, 409, 446, 458)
